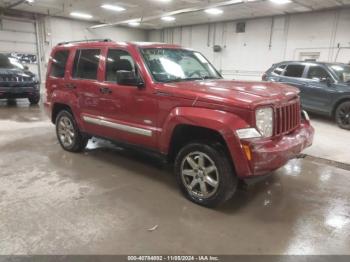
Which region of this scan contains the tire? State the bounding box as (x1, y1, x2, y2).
(335, 101, 350, 130)
(29, 96, 40, 105)
(174, 141, 238, 208)
(55, 110, 88, 152)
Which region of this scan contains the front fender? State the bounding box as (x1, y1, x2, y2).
(159, 107, 253, 176)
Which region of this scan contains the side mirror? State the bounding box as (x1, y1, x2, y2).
(116, 70, 144, 88)
(24, 65, 29, 71)
(320, 77, 333, 86)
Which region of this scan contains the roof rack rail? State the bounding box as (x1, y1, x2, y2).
(57, 39, 113, 46)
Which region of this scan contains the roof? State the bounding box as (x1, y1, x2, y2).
(276, 61, 350, 66)
(56, 40, 182, 49)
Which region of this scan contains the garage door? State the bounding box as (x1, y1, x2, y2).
(0, 17, 39, 77)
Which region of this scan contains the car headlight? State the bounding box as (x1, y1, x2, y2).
(256, 107, 273, 137)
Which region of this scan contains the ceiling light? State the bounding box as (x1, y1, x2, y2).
(204, 8, 223, 15)
(161, 16, 176, 22)
(25, 0, 34, 3)
(101, 4, 125, 12)
(269, 0, 292, 4)
(70, 12, 93, 19)
(128, 21, 140, 27)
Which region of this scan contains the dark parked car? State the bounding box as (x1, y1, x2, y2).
(0, 54, 40, 105)
(263, 61, 350, 130)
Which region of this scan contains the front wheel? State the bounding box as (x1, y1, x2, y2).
(28, 95, 40, 105)
(56, 110, 88, 152)
(174, 142, 237, 208)
(335, 101, 350, 130)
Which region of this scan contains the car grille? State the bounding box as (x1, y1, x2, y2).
(0, 76, 32, 82)
(274, 99, 301, 136)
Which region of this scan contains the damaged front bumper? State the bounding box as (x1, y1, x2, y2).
(238, 120, 314, 177)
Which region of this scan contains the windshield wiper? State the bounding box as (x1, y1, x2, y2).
(162, 77, 203, 83)
(162, 76, 221, 83)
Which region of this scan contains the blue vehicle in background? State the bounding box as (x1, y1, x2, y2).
(263, 61, 350, 130)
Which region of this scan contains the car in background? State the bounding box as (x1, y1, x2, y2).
(0, 53, 40, 105)
(263, 61, 350, 130)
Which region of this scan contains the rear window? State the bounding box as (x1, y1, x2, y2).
(273, 64, 286, 75)
(284, 64, 305, 78)
(72, 49, 101, 80)
(50, 50, 69, 78)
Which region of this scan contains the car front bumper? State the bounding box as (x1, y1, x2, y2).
(0, 86, 39, 99)
(234, 121, 314, 177)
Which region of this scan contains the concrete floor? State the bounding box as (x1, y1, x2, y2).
(0, 99, 350, 255)
(304, 113, 350, 165)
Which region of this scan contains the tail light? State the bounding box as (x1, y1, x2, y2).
(262, 73, 268, 81)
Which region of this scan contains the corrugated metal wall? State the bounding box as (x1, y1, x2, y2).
(0, 17, 39, 77)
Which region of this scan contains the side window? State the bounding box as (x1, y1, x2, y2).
(50, 50, 69, 78)
(72, 49, 101, 80)
(106, 49, 135, 82)
(284, 64, 306, 78)
(273, 64, 286, 75)
(307, 66, 330, 81)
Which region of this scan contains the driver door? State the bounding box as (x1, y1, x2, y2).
(98, 48, 159, 149)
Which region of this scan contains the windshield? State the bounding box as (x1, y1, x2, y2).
(0, 54, 24, 70)
(141, 48, 221, 83)
(329, 64, 350, 83)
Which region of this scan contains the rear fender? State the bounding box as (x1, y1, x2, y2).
(51, 89, 84, 129)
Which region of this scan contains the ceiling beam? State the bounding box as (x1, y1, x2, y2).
(291, 0, 314, 11)
(5, 0, 26, 9)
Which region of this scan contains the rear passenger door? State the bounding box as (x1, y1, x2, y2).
(68, 48, 109, 137)
(279, 64, 310, 108)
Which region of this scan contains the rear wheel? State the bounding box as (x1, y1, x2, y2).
(174, 141, 237, 208)
(56, 110, 88, 152)
(335, 101, 350, 130)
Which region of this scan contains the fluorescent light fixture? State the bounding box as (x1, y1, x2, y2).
(70, 12, 93, 19)
(101, 4, 125, 12)
(161, 16, 176, 22)
(204, 8, 223, 15)
(128, 21, 140, 27)
(269, 0, 292, 4)
(25, 0, 35, 3)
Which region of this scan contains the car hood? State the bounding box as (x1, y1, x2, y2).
(161, 79, 300, 109)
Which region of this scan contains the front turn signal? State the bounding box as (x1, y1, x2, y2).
(242, 144, 252, 161)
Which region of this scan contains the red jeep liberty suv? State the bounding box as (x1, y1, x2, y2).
(45, 39, 314, 207)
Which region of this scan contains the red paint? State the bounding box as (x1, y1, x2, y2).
(45, 41, 314, 178)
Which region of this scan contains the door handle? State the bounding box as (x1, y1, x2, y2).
(100, 87, 112, 94)
(65, 83, 76, 89)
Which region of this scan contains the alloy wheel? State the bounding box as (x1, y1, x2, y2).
(57, 116, 76, 148)
(337, 103, 350, 128)
(180, 151, 219, 199)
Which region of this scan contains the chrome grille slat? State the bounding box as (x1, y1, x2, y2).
(274, 99, 301, 136)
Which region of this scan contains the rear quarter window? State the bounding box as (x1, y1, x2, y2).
(50, 50, 70, 78)
(273, 64, 286, 75)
